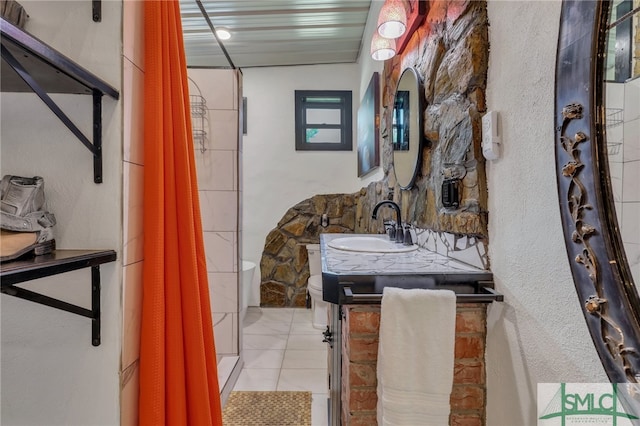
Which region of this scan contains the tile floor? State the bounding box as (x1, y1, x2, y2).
(233, 307, 329, 426)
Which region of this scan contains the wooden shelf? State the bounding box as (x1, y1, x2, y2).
(0, 249, 117, 346)
(0, 17, 118, 96)
(1, 16, 119, 183)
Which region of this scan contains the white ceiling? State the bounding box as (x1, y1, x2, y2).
(179, 0, 373, 68)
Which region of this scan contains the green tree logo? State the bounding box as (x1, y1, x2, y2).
(539, 383, 639, 425)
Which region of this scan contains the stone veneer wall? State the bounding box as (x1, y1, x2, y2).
(260, 193, 359, 307)
(259, 1, 490, 306)
(378, 0, 490, 237)
(342, 304, 487, 426)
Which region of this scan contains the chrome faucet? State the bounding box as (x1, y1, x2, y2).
(401, 223, 414, 246)
(372, 200, 403, 243)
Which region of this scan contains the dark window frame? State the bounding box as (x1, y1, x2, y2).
(294, 90, 353, 151)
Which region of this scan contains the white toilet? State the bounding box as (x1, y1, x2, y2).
(306, 244, 328, 329)
(241, 260, 256, 321)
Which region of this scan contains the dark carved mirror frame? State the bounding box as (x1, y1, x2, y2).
(555, 0, 640, 383)
(392, 67, 424, 190)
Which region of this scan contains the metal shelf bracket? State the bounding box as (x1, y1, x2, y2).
(1, 45, 105, 183)
(1, 265, 103, 346)
(0, 250, 116, 347)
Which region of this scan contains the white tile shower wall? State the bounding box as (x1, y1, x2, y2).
(623, 164, 640, 202)
(195, 149, 237, 191)
(200, 190, 238, 232)
(189, 68, 241, 357)
(625, 226, 640, 286)
(210, 110, 239, 150)
(624, 78, 640, 122)
(123, 58, 144, 166)
(621, 79, 640, 285)
(204, 232, 237, 272)
(213, 312, 239, 357)
(123, 161, 144, 265)
(610, 160, 624, 203)
(601, 79, 640, 306)
(123, 0, 144, 70)
(624, 118, 640, 162)
(122, 261, 144, 370)
(189, 69, 239, 110)
(121, 1, 145, 424)
(208, 272, 239, 313)
(606, 82, 624, 203)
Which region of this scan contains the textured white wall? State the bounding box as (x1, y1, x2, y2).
(358, 0, 386, 184)
(240, 3, 389, 307)
(485, 1, 607, 424)
(358, 0, 384, 95)
(0, 1, 122, 425)
(241, 1, 390, 305)
(188, 68, 241, 358)
(241, 64, 365, 305)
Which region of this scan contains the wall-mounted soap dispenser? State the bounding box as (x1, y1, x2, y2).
(482, 111, 501, 161)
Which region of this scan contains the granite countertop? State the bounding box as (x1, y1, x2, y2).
(320, 233, 490, 276)
(319, 233, 498, 304)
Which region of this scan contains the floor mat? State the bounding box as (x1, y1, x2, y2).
(222, 391, 312, 425)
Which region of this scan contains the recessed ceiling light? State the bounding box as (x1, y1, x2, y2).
(216, 28, 231, 40)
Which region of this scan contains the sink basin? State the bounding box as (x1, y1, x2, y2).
(327, 236, 419, 253)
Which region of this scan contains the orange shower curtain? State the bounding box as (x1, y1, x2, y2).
(138, 1, 223, 425)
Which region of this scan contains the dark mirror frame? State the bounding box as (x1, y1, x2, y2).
(392, 67, 424, 190)
(555, 0, 640, 383)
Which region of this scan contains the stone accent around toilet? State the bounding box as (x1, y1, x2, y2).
(260, 193, 359, 307)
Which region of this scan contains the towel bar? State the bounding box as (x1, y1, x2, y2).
(342, 286, 503, 304)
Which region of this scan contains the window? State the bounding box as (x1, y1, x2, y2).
(604, 0, 639, 82)
(294, 90, 352, 151)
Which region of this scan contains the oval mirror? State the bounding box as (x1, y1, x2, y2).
(555, 0, 640, 384)
(392, 67, 423, 190)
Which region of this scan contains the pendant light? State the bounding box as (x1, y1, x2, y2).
(370, 32, 396, 61)
(377, 0, 407, 39)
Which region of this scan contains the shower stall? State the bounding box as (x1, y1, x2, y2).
(188, 68, 245, 402)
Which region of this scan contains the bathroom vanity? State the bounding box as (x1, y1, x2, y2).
(319, 233, 501, 425)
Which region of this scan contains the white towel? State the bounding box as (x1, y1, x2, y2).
(376, 287, 456, 426)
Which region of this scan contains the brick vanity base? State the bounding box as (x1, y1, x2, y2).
(341, 304, 487, 426)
